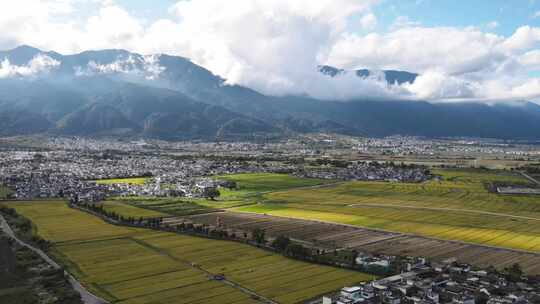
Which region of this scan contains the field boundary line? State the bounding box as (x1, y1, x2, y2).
(231, 209, 540, 256)
(520, 171, 540, 186)
(346, 203, 540, 221)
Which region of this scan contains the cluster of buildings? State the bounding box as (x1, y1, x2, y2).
(0, 148, 295, 200)
(320, 257, 539, 304)
(0, 137, 435, 201)
(354, 136, 540, 158)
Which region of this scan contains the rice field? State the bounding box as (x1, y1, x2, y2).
(3, 201, 372, 304)
(96, 201, 168, 218)
(94, 177, 149, 185)
(226, 169, 540, 252)
(184, 212, 540, 275)
(216, 173, 332, 194)
(121, 198, 220, 216)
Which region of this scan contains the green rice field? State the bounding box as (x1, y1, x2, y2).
(3, 201, 372, 304)
(227, 169, 540, 252)
(96, 201, 168, 218)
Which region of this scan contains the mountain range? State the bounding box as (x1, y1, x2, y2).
(0, 45, 539, 140)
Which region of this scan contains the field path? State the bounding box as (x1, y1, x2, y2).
(521, 171, 540, 186)
(347, 203, 540, 221)
(0, 214, 108, 304)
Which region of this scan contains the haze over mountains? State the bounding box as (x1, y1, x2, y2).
(1, 45, 540, 140)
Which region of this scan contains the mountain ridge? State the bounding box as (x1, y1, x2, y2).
(0, 46, 539, 140)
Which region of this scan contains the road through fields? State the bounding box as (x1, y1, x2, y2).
(0, 214, 108, 304)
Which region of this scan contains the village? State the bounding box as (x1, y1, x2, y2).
(318, 254, 539, 304)
(0, 140, 433, 201)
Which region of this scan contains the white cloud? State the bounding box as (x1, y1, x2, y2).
(519, 50, 540, 69)
(75, 54, 165, 80)
(329, 27, 506, 75)
(84, 5, 143, 50)
(404, 71, 476, 100)
(0, 0, 540, 103)
(502, 26, 540, 52)
(157, 0, 379, 98)
(487, 21, 499, 29)
(360, 13, 377, 30)
(0, 54, 60, 78)
(391, 16, 421, 30)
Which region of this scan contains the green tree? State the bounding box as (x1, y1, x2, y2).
(271, 235, 290, 252)
(505, 263, 523, 282)
(252, 228, 266, 245)
(204, 187, 221, 201)
(285, 244, 310, 259)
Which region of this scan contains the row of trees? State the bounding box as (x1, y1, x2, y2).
(74, 202, 165, 228)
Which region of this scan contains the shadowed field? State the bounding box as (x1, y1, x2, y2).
(3, 201, 372, 304)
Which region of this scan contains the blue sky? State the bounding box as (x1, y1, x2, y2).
(111, 0, 540, 36)
(372, 0, 540, 35)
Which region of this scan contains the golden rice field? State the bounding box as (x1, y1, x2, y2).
(230, 169, 540, 252)
(3, 201, 372, 304)
(94, 177, 149, 185)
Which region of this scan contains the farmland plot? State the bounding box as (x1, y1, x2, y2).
(227, 169, 540, 252)
(3, 201, 371, 304)
(183, 212, 540, 275)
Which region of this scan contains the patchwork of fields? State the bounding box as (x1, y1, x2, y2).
(3, 201, 372, 304)
(183, 212, 540, 275)
(102, 199, 218, 217)
(226, 169, 540, 253)
(105, 173, 330, 217)
(216, 173, 332, 194)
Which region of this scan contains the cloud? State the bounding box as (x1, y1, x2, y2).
(158, 0, 379, 98)
(75, 54, 165, 80)
(0, 54, 60, 78)
(391, 16, 421, 30)
(329, 27, 505, 75)
(360, 13, 377, 30)
(404, 71, 476, 100)
(502, 26, 540, 52)
(519, 50, 540, 69)
(1, 0, 540, 103)
(487, 21, 499, 29)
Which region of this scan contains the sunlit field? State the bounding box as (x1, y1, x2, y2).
(3, 201, 372, 304)
(216, 173, 333, 194)
(227, 170, 540, 252)
(94, 177, 149, 185)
